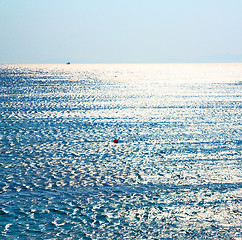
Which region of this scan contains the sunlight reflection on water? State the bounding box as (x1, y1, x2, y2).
(0, 63, 241, 239)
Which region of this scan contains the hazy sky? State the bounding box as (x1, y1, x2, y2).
(0, 0, 242, 64)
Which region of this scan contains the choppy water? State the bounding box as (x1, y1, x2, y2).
(0, 63, 241, 239)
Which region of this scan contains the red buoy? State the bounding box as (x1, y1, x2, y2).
(113, 139, 118, 143)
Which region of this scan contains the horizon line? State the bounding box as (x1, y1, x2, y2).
(1, 62, 242, 65)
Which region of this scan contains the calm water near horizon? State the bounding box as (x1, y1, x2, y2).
(0, 63, 241, 239)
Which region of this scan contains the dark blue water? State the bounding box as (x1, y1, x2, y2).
(0, 64, 241, 239)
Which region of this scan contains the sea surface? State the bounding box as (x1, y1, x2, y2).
(0, 63, 241, 239)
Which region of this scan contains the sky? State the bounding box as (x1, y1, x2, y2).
(0, 0, 242, 64)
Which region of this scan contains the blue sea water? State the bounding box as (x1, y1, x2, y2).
(0, 63, 241, 239)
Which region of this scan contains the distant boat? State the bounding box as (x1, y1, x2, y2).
(66, 62, 70, 65)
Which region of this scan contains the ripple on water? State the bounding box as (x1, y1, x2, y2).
(0, 64, 241, 239)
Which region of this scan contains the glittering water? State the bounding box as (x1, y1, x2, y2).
(0, 63, 241, 239)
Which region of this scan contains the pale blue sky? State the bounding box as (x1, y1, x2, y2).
(0, 0, 242, 63)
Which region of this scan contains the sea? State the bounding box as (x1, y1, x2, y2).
(0, 63, 241, 239)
